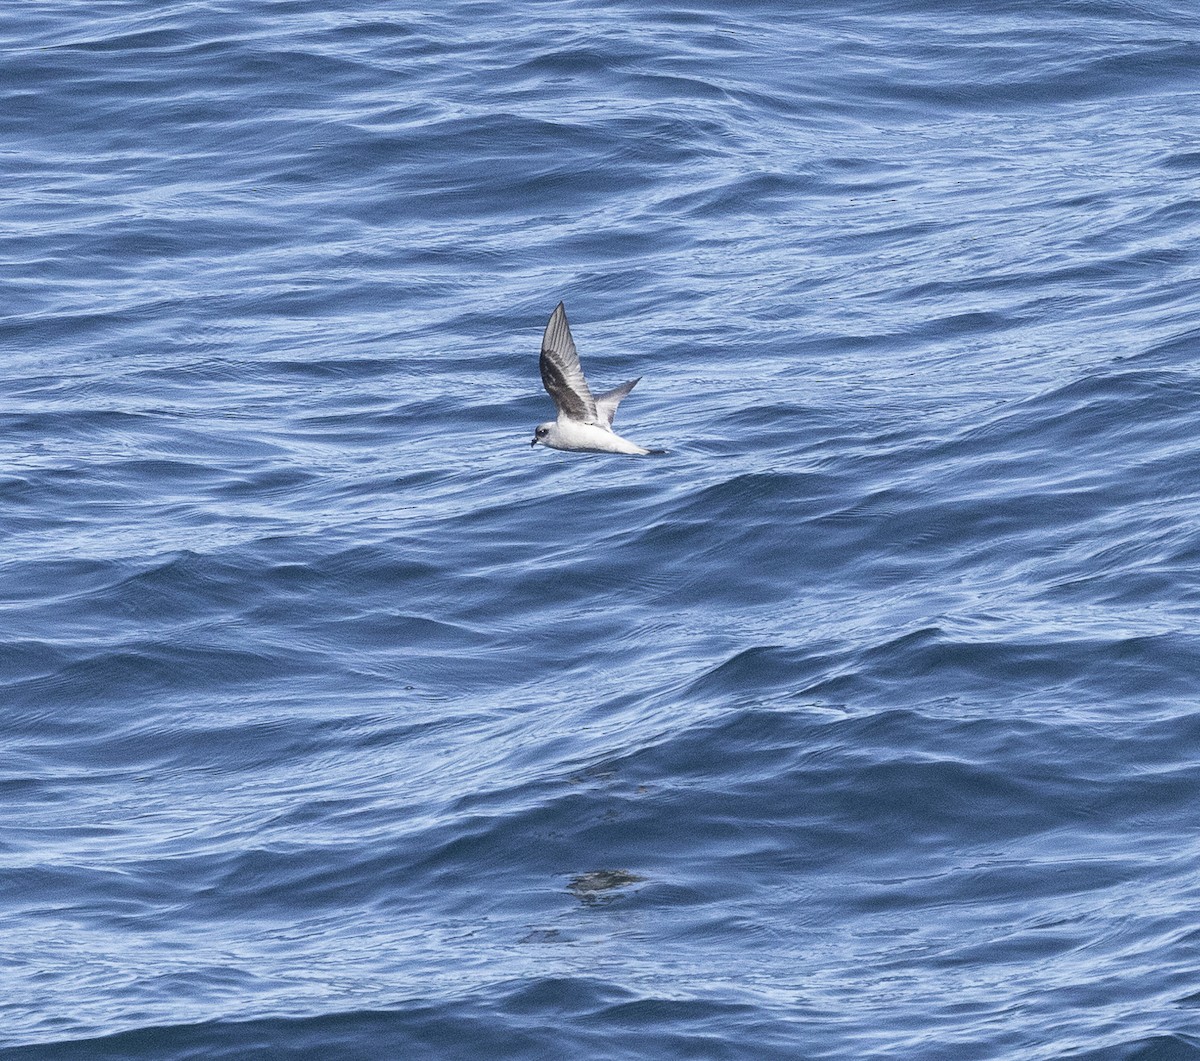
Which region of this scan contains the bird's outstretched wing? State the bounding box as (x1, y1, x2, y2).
(594, 377, 640, 428)
(539, 302, 597, 423)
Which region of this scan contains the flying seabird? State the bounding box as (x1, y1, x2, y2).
(531, 302, 661, 455)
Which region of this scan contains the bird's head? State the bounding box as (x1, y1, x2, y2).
(531, 422, 554, 447)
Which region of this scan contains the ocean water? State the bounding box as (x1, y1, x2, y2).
(4, 0, 1200, 1057)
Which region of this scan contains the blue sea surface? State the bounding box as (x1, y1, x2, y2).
(4, 1, 1200, 1058)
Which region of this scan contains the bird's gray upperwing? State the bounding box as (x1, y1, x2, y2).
(539, 302, 597, 423)
(594, 377, 640, 427)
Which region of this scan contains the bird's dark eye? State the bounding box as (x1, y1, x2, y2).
(537, 428, 548, 436)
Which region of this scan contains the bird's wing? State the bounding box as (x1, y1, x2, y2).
(539, 302, 597, 423)
(594, 377, 640, 427)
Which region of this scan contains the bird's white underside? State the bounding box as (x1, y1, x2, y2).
(540, 418, 651, 455)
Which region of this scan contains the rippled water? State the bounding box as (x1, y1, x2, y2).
(4, 2, 1200, 1058)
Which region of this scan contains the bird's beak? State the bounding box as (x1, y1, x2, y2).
(531, 437, 538, 447)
